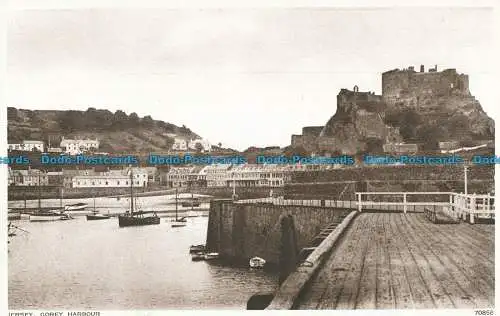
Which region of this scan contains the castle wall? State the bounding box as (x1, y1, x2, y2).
(382, 67, 470, 105)
(302, 126, 324, 137)
(291, 135, 304, 148)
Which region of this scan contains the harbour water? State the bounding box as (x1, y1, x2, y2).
(8, 197, 279, 309)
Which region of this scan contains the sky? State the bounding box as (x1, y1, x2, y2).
(5, 4, 498, 150)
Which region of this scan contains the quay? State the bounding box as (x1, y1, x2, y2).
(295, 212, 494, 309)
(205, 192, 495, 310)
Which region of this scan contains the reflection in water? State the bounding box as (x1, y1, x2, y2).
(8, 213, 278, 309)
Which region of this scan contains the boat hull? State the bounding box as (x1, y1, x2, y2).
(204, 253, 220, 260)
(65, 203, 88, 211)
(249, 257, 266, 269)
(189, 245, 206, 253)
(118, 215, 160, 227)
(29, 214, 67, 222)
(171, 223, 186, 227)
(181, 202, 200, 207)
(191, 253, 205, 261)
(86, 214, 110, 220)
(8, 213, 21, 220)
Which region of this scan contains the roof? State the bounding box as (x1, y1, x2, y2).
(47, 171, 63, 176)
(73, 175, 134, 179)
(22, 140, 44, 144)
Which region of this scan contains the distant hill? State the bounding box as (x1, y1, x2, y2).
(7, 107, 201, 153)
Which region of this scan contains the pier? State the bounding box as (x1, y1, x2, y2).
(229, 192, 495, 309)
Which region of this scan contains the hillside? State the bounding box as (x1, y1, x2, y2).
(7, 107, 201, 153)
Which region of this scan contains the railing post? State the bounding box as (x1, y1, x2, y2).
(357, 193, 362, 212)
(487, 194, 490, 214)
(470, 194, 475, 224)
(403, 193, 407, 214)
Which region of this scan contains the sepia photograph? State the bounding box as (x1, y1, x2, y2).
(3, 1, 497, 314)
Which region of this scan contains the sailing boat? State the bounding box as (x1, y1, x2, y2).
(171, 188, 187, 227)
(118, 168, 160, 227)
(29, 172, 71, 222)
(86, 192, 110, 220)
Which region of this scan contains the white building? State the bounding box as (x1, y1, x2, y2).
(8, 140, 45, 152)
(188, 138, 212, 152)
(166, 166, 204, 187)
(202, 164, 233, 187)
(227, 164, 291, 187)
(72, 168, 148, 188)
(60, 137, 100, 155)
(9, 169, 49, 186)
(171, 138, 188, 151)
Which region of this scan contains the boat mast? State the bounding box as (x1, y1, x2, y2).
(38, 172, 41, 212)
(175, 187, 178, 221)
(60, 185, 64, 210)
(130, 168, 134, 215)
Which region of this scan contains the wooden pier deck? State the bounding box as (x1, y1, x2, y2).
(296, 213, 494, 309)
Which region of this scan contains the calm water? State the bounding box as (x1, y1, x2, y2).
(8, 199, 278, 309)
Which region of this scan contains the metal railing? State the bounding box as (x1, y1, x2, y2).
(356, 192, 495, 224)
(236, 191, 495, 224)
(235, 197, 359, 209)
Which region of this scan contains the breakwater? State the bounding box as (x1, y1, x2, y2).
(205, 199, 351, 266)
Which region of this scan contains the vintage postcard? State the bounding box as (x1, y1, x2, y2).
(2, 1, 497, 315)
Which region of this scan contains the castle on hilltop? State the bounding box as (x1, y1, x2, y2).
(291, 65, 491, 155)
(382, 65, 470, 105)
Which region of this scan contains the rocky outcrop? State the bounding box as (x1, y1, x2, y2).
(291, 66, 494, 155)
(316, 89, 402, 154)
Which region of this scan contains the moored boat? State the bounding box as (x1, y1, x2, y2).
(86, 194, 110, 220)
(249, 256, 266, 269)
(189, 244, 206, 253)
(8, 212, 21, 221)
(87, 213, 111, 220)
(170, 189, 187, 227)
(191, 252, 205, 261)
(171, 222, 186, 227)
(204, 252, 219, 260)
(29, 211, 71, 222)
(181, 199, 200, 207)
(29, 173, 72, 222)
(118, 211, 160, 227)
(64, 202, 88, 211)
(118, 169, 161, 228)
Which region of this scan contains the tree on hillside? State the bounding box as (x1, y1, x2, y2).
(7, 107, 19, 121)
(85, 108, 114, 130)
(112, 110, 128, 130)
(129, 112, 140, 126)
(58, 111, 86, 132)
(141, 115, 155, 128)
